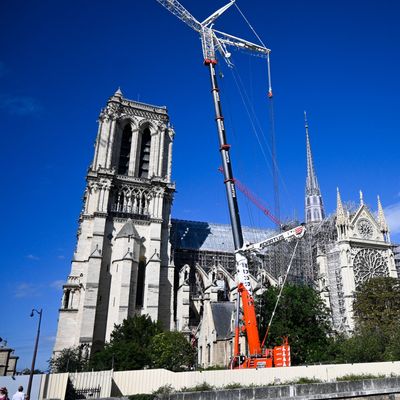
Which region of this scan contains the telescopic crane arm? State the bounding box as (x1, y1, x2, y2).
(240, 225, 305, 253)
(234, 225, 306, 365)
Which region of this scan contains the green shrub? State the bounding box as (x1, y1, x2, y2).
(337, 374, 385, 382)
(284, 377, 322, 385)
(128, 394, 154, 400)
(295, 377, 322, 384)
(180, 382, 215, 392)
(224, 382, 242, 389)
(152, 384, 174, 395)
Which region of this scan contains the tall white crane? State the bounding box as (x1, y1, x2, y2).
(156, 0, 295, 369)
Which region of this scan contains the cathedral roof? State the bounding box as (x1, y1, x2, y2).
(170, 219, 275, 252)
(116, 219, 141, 239)
(210, 302, 235, 339)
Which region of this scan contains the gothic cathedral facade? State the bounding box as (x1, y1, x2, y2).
(54, 92, 397, 364)
(53, 90, 175, 354)
(304, 115, 397, 333)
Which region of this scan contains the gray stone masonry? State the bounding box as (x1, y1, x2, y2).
(160, 377, 400, 400)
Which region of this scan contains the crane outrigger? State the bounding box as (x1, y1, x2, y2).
(156, 0, 305, 369)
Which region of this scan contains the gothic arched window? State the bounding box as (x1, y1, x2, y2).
(136, 260, 146, 307)
(63, 289, 70, 309)
(118, 124, 132, 175)
(138, 128, 151, 178)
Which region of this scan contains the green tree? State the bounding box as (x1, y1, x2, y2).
(149, 331, 196, 371)
(338, 277, 400, 363)
(91, 315, 163, 371)
(20, 368, 44, 375)
(257, 284, 334, 365)
(353, 277, 400, 336)
(48, 346, 88, 372)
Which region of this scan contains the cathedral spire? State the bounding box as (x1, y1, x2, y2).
(305, 112, 320, 195)
(304, 112, 325, 223)
(377, 195, 389, 233)
(359, 190, 364, 206)
(336, 187, 349, 239)
(336, 187, 348, 225)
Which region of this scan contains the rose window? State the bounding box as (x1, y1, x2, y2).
(353, 249, 387, 286)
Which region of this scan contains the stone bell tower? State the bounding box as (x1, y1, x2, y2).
(53, 89, 176, 355)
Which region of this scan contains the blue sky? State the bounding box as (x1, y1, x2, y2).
(1, 0, 399, 371)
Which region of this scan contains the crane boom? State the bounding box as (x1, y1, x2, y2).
(156, 0, 270, 66)
(235, 225, 305, 299)
(155, 0, 201, 32)
(241, 225, 305, 253)
(214, 29, 270, 56)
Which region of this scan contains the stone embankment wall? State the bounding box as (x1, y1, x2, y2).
(163, 377, 400, 400)
(2, 362, 400, 399)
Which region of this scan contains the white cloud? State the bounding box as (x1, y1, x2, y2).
(14, 283, 41, 298)
(26, 254, 40, 260)
(57, 255, 65, 260)
(0, 95, 42, 116)
(385, 202, 400, 235)
(50, 280, 64, 290)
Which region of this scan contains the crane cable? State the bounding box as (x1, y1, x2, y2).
(260, 240, 299, 348)
(234, 3, 268, 50)
(229, 65, 293, 211)
(233, 2, 294, 213)
(216, 64, 259, 234)
(230, 68, 274, 178)
(235, 2, 278, 218)
(234, 2, 272, 95)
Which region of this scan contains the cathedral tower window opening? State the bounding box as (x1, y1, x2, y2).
(118, 124, 133, 175)
(63, 289, 70, 309)
(138, 127, 151, 178)
(135, 259, 146, 307)
(110, 187, 151, 218)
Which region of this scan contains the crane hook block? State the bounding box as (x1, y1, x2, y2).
(268, 91, 273, 98)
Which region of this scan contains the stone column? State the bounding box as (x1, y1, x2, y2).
(167, 137, 173, 181)
(78, 216, 106, 347)
(158, 128, 165, 177)
(105, 119, 117, 169)
(149, 130, 159, 178)
(129, 122, 140, 176)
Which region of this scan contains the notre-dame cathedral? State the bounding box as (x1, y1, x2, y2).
(54, 91, 397, 367)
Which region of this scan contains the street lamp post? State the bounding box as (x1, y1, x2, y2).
(27, 308, 42, 400)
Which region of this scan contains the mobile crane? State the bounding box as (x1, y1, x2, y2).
(155, 0, 305, 369)
(232, 225, 305, 369)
